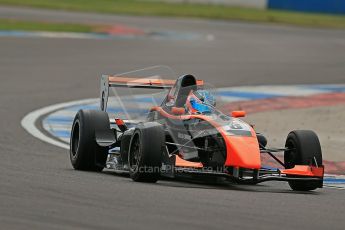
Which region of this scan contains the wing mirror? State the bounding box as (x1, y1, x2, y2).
(171, 107, 185, 115)
(231, 110, 246, 118)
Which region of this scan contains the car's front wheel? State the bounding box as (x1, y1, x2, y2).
(284, 130, 323, 191)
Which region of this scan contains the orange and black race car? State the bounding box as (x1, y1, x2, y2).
(69, 67, 324, 191)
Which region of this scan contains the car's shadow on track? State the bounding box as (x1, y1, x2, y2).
(101, 170, 320, 195)
(159, 178, 321, 195)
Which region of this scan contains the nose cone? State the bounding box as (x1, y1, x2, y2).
(224, 135, 261, 169)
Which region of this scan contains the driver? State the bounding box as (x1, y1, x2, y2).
(186, 89, 216, 114)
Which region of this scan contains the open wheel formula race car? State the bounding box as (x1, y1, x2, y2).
(69, 66, 324, 191)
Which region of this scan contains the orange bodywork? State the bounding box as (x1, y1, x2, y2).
(175, 155, 203, 168)
(108, 76, 204, 87)
(223, 135, 261, 169)
(231, 110, 246, 118)
(280, 165, 324, 177)
(115, 118, 125, 126)
(150, 106, 261, 170)
(171, 107, 185, 115)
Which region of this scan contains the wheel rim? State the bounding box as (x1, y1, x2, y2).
(129, 135, 141, 171)
(71, 120, 80, 158)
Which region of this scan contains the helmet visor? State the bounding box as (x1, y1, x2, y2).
(190, 98, 212, 113)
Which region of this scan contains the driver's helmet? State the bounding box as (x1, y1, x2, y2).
(188, 90, 216, 114)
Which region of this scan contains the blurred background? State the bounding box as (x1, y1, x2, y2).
(1, 1, 345, 229)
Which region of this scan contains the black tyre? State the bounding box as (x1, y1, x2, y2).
(128, 122, 164, 182)
(256, 133, 267, 148)
(284, 130, 323, 191)
(70, 110, 110, 171)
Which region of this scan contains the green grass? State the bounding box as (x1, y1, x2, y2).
(0, 0, 345, 29)
(0, 18, 102, 32)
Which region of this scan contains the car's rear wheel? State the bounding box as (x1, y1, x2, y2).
(70, 110, 110, 171)
(128, 122, 164, 182)
(284, 130, 323, 191)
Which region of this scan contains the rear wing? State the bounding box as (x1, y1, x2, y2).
(100, 75, 203, 111)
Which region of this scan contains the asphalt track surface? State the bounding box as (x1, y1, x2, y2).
(1, 6, 345, 230)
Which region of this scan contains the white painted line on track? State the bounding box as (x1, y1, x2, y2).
(324, 185, 345, 190)
(21, 98, 97, 150)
